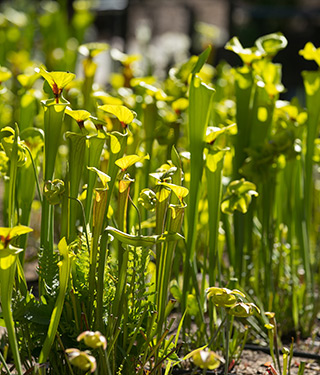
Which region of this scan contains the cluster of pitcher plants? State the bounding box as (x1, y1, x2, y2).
(0, 1, 319, 374)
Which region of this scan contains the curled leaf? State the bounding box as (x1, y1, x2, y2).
(221, 178, 258, 215)
(138, 188, 157, 211)
(43, 179, 65, 205)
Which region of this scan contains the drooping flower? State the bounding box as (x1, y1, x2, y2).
(206, 287, 245, 308)
(228, 302, 260, 317)
(65, 349, 96, 373)
(77, 330, 107, 350)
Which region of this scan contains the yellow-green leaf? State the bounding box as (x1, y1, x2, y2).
(159, 182, 189, 202)
(206, 152, 224, 173)
(98, 104, 135, 125)
(65, 107, 91, 122)
(35, 66, 75, 95)
(156, 188, 171, 203)
(299, 42, 320, 67)
(87, 167, 111, 189)
(0, 225, 33, 246)
(115, 154, 149, 171)
(108, 133, 121, 154)
(119, 179, 133, 193)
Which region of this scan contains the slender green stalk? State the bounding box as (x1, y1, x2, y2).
(224, 314, 230, 375)
(0, 255, 23, 375)
(206, 156, 224, 286)
(183, 47, 215, 308)
(0, 349, 11, 375)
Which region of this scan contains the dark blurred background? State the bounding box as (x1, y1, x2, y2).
(91, 0, 320, 99)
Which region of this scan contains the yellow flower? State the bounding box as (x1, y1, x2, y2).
(65, 349, 96, 373)
(77, 331, 107, 350)
(228, 302, 260, 317)
(206, 287, 245, 308)
(191, 348, 221, 370)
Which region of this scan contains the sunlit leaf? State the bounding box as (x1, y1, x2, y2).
(35, 66, 75, 96)
(87, 167, 111, 189)
(115, 154, 149, 171)
(98, 104, 135, 125)
(65, 107, 91, 122)
(156, 187, 171, 202)
(191, 46, 212, 75)
(0, 225, 33, 247)
(299, 42, 320, 67)
(158, 182, 189, 202)
(119, 178, 133, 193)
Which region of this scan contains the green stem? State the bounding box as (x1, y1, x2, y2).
(225, 314, 230, 375)
(0, 349, 11, 375)
(0, 256, 23, 375)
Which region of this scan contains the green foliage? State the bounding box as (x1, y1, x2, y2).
(0, 4, 318, 373)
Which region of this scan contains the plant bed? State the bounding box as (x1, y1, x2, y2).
(0, 2, 320, 374)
